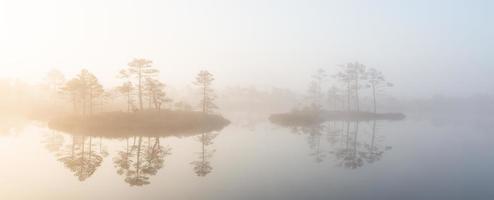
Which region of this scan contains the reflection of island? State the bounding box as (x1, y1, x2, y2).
(278, 119, 391, 169)
(191, 132, 217, 177)
(44, 126, 224, 185)
(114, 137, 170, 186)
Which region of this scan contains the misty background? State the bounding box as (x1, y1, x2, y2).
(0, 0, 493, 117)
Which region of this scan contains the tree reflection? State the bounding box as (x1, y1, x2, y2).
(42, 131, 65, 153)
(285, 119, 391, 168)
(332, 121, 364, 169)
(361, 120, 391, 164)
(329, 120, 391, 169)
(299, 124, 326, 163)
(114, 136, 170, 186)
(191, 132, 217, 177)
(56, 136, 104, 181)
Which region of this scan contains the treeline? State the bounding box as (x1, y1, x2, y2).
(48, 58, 218, 117)
(306, 62, 393, 113)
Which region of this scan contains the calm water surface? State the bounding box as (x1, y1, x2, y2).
(0, 116, 493, 200)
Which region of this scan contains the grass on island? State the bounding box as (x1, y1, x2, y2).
(48, 110, 230, 138)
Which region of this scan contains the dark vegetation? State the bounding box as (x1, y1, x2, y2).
(48, 111, 230, 138)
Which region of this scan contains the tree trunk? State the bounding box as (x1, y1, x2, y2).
(203, 84, 207, 113)
(89, 87, 93, 115)
(138, 68, 143, 111)
(127, 90, 131, 113)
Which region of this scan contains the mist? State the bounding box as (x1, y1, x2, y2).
(0, 1, 493, 200)
(0, 0, 492, 98)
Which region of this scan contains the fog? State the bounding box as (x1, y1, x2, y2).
(1, 1, 493, 200)
(0, 0, 492, 98)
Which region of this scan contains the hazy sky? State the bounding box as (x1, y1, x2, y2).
(0, 0, 492, 97)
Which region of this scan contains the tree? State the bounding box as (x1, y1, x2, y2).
(117, 69, 135, 112)
(307, 68, 327, 110)
(45, 69, 65, 94)
(61, 69, 104, 116)
(61, 78, 83, 113)
(334, 64, 354, 112)
(194, 70, 217, 113)
(85, 73, 104, 115)
(327, 85, 343, 111)
(334, 62, 367, 112)
(125, 59, 159, 111)
(366, 68, 393, 113)
(144, 78, 170, 111)
(351, 62, 367, 112)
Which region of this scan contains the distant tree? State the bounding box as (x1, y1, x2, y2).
(61, 78, 83, 113)
(327, 85, 343, 111)
(307, 68, 327, 110)
(96, 90, 115, 113)
(334, 62, 367, 112)
(45, 69, 65, 94)
(117, 69, 135, 112)
(144, 78, 170, 111)
(351, 63, 367, 112)
(366, 68, 393, 113)
(125, 59, 159, 111)
(62, 69, 104, 116)
(334, 64, 354, 112)
(194, 70, 217, 113)
(85, 73, 104, 115)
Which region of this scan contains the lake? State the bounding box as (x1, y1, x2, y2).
(0, 115, 493, 200)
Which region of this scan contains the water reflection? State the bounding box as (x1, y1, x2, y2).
(0, 116, 27, 136)
(42, 131, 64, 153)
(43, 129, 216, 186)
(280, 120, 391, 169)
(191, 132, 217, 177)
(114, 137, 171, 186)
(56, 136, 104, 181)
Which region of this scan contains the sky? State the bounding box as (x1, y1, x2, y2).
(0, 0, 492, 98)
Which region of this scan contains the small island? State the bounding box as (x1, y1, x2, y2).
(46, 59, 229, 137)
(270, 63, 405, 126)
(49, 110, 230, 138)
(270, 110, 405, 126)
